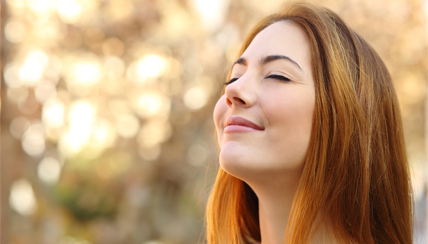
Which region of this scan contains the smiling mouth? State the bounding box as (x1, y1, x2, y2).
(224, 116, 265, 132)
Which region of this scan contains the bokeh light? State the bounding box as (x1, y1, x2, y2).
(137, 120, 171, 148)
(35, 80, 57, 103)
(134, 91, 171, 119)
(192, 0, 229, 32)
(187, 143, 207, 166)
(27, 0, 55, 14)
(42, 97, 65, 128)
(19, 49, 49, 86)
(21, 122, 46, 157)
(10, 116, 31, 139)
(56, 0, 82, 23)
(4, 62, 23, 88)
(72, 62, 101, 84)
(183, 86, 209, 110)
(116, 114, 140, 139)
(37, 157, 62, 184)
(68, 100, 96, 128)
(103, 56, 125, 78)
(9, 179, 37, 215)
(58, 100, 97, 156)
(4, 19, 27, 43)
(89, 118, 116, 151)
(127, 55, 169, 84)
(64, 55, 102, 96)
(139, 145, 162, 161)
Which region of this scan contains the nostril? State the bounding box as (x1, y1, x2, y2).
(234, 97, 246, 105)
(226, 97, 232, 106)
(225, 96, 246, 107)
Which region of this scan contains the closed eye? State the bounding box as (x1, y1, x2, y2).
(224, 74, 290, 85)
(266, 74, 291, 82)
(224, 77, 239, 85)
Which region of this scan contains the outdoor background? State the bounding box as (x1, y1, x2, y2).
(1, 0, 427, 243)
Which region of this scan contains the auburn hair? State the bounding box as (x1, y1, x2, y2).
(206, 2, 413, 244)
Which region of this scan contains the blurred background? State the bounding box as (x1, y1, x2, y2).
(1, 0, 427, 243)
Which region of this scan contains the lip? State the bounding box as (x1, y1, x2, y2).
(224, 116, 265, 133)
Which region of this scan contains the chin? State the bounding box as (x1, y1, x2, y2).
(219, 144, 266, 182)
(220, 145, 249, 178)
(219, 143, 306, 186)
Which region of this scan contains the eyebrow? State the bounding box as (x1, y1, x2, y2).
(233, 55, 303, 72)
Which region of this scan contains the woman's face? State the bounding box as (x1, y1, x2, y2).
(213, 21, 315, 183)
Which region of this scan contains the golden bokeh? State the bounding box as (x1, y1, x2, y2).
(1, 0, 427, 243)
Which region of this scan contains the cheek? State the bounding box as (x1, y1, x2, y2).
(263, 89, 315, 163)
(213, 95, 228, 144)
(272, 99, 314, 127)
(269, 87, 315, 126)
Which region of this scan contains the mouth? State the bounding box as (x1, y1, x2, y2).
(224, 116, 265, 132)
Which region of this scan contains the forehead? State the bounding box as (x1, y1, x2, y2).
(241, 21, 312, 71)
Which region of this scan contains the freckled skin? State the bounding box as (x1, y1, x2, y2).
(213, 21, 315, 184)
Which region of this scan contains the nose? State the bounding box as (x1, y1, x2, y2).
(224, 76, 256, 108)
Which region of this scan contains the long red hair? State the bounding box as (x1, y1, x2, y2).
(206, 2, 413, 244)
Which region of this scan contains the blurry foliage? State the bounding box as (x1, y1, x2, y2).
(54, 176, 119, 222)
(1, 0, 427, 243)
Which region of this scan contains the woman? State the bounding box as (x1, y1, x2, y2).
(206, 2, 413, 244)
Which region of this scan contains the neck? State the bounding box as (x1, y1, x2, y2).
(258, 185, 296, 244)
(247, 172, 300, 244)
(248, 173, 336, 244)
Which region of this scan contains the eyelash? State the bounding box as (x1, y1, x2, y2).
(266, 74, 291, 82)
(224, 78, 238, 85)
(224, 74, 291, 85)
